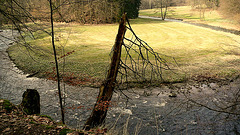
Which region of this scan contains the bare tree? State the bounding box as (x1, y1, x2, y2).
(155, 0, 169, 20)
(1, 0, 176, 131)
(49, 0, 65, 124)
(219, 0, 240, 23)
(83, 13, 176, 129)
(186, 0, 220, 20)
(0, 0, 66, 124)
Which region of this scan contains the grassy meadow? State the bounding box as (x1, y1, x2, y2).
(139, 6, 240, 31)
(7, 18, 240, 86)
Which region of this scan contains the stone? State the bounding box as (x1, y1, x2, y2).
(209, 83, 218, 90)
(169, 92, 177, 97)
(21, 89, 40, 115)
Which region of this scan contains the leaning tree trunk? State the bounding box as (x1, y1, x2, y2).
(83, 13, 127, 130)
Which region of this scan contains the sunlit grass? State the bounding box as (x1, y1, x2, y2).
(7, 18, 240, 87)
(139, 6, 240, 31)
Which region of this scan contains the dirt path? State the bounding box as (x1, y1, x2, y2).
(0, 30, 240, 134)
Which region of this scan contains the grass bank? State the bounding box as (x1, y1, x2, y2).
(7, 18, 240, 87)
(139, 6, 240, 31)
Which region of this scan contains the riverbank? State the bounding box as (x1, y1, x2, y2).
(0, 99, 110, 135)
(1, 28, 240, 134)
(0, 99, 68, 134)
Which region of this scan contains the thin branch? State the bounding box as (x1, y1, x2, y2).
(49, 0, 65, 124)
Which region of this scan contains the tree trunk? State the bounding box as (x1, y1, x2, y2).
(163, 0, 168, 20)
(149, 0, 152, 9)
(83, 13, 127, 130)
(21, 89, 40, 115)
(49, 0, 65, 124)
(161, 0, 164, 20)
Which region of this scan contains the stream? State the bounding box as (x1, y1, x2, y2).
(0, 30, 240, 134)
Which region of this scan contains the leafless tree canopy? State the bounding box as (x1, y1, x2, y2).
(141, 0, 187, 9)
(0, 0, 121, 24)
(219, 0, 240, 23)
(114, 18, 178, 89)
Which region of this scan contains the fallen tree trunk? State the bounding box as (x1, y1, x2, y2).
(83, 13, 127, 130)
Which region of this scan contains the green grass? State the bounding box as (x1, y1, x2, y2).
(3, 99, 14, 112)
(139, 6, 240, 31)
(59, 128, 71, 135)
(7, 18, 240, 87)
(39, 114, 53, 121)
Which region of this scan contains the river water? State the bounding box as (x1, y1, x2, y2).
(0, 30, 239, 134)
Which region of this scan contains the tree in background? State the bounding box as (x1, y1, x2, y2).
(186, 0, 219, 20)
(186, 0, 239, 22)
(0, 0, 27, 25)
(0, 0, 142, 24)
(155, 0, 169, 20)
(140, 0, 152, 9)
(71, 0, 121, 23)
(140, 0, 186, 9)
(219, 0, 240, 23)
(118, 0, 141, 19)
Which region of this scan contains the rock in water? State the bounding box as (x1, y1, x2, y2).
(169, 92, 177, 98)
(21, 89, 40, 115)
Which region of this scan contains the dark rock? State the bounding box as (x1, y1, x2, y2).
(169, 92, 177, 97)
(21, 89, 40, 115)
(26, 71, 39, 78)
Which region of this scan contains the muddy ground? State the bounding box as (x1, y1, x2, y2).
(0, 30, 240, 134)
